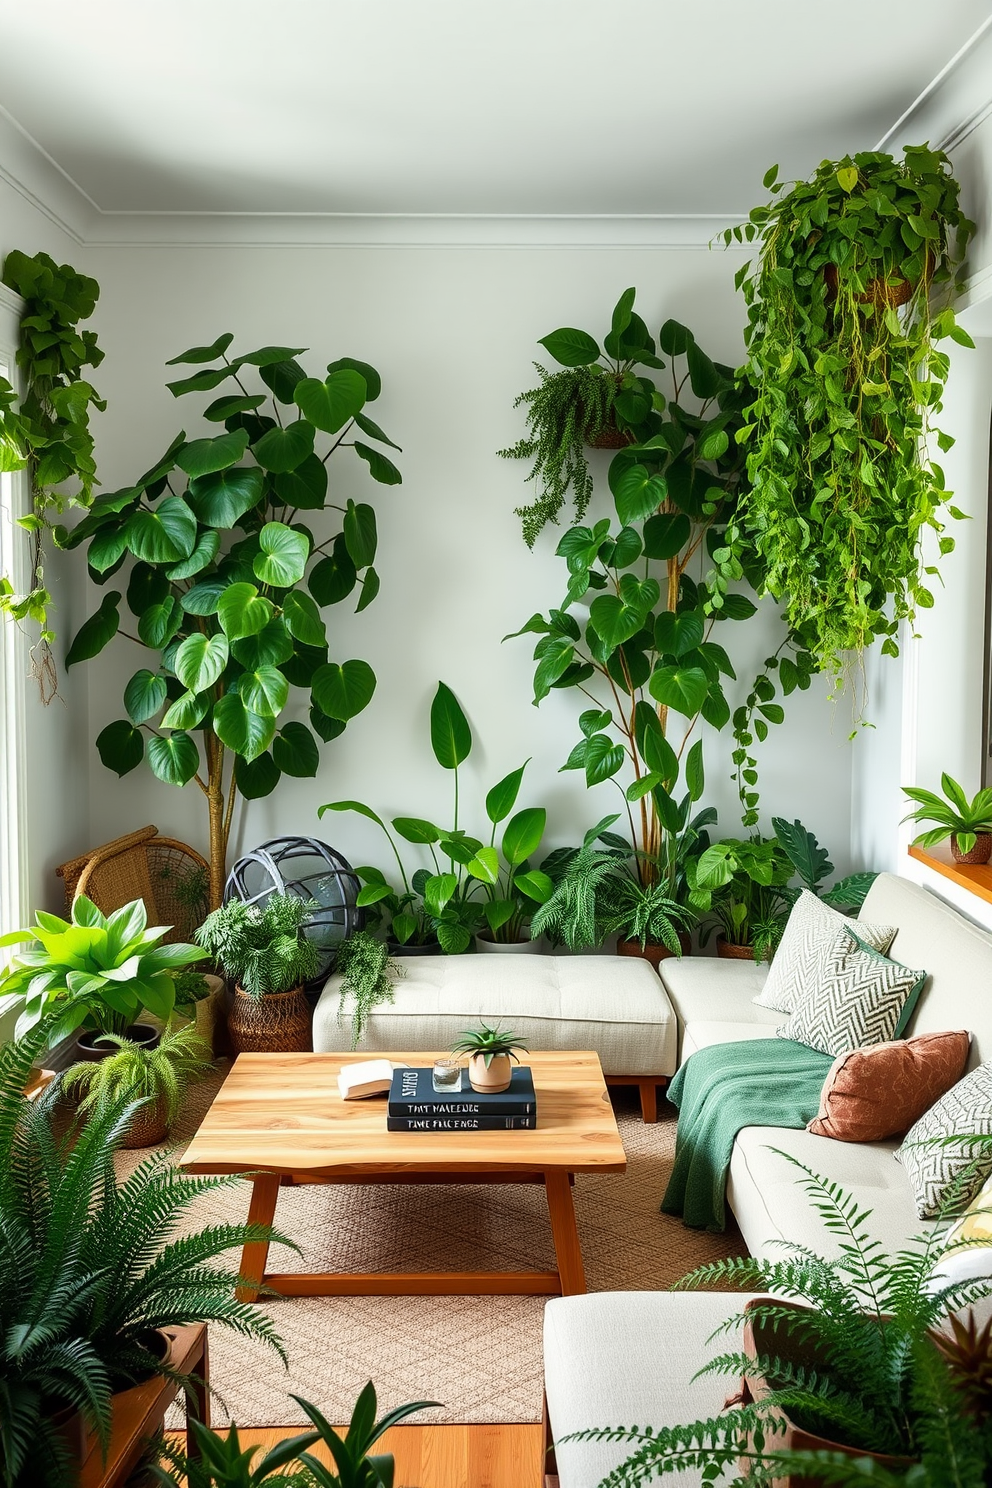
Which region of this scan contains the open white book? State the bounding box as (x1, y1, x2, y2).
(337, 1059, 404, 1100)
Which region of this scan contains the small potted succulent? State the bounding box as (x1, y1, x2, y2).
(62, 1023, 213, 1148)
(1, 895, 205, 1059)
(195, 894, 321, 1053)
(450, 1022, 528, 1094)
(903, 774, 992, 864)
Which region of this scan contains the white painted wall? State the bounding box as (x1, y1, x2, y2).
(76, 242, 857, 885)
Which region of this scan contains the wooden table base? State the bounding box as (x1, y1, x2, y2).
(235, 1167, 588, 1302)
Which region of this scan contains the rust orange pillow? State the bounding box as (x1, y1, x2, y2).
(808, 1030, 971, 1142)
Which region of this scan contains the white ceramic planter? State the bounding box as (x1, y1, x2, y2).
(474, 934, 546, 954)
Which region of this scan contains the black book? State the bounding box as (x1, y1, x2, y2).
(386, 1114, 535, 1131)
(387, 1065, 536, 1117)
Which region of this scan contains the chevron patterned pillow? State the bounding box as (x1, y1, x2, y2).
(777, 927, 924, 1058)
(753, 890, 896, 1014)
(897, 1062, 992, 1219)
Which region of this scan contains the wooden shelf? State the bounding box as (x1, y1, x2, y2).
(908, 844, 992, 907)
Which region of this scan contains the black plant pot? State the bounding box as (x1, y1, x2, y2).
(387, 939, 442, 957)
(73, 1023, 160, 1064)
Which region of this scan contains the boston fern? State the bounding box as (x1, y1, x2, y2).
(565, 1155, 992, 1485)
(334, 929, 405, 1047)
(713, 146, 975, 680)
(196, 894, 320, 998)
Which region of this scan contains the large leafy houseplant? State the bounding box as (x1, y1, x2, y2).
(59, 334, 402, 907)
(0, 250, 105, 700)
(508, 320, 755, 899)
(564, 1155, 992, 1486)
(713, 146, 975, 679)
(321, 682, 552, 952)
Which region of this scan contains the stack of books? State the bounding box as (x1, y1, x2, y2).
(386, 1066, 537, 1131)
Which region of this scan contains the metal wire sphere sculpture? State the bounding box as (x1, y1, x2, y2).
(224, 836, 362, 979)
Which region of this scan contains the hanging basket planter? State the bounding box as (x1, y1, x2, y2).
(585, 422, 636, 450)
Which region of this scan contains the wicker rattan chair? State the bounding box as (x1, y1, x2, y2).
(56, 826, 210, 944)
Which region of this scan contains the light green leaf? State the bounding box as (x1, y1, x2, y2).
(501, 807, 546, 867)
(253, 522, 310, 588)
(147, 731, 201, 785)
(467, 846, 500, 885)
(486, 763, 528, 824)
(175, 631, 229, 693)
(217, 582, 275, 640)
(648, 664, 709, 717)
(238, 665, 289, 718)
(282, 590, 327, 647)
(161, 690, 210, 730)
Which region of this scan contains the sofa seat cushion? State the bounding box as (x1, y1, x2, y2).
(544, 1291, 757, 1487)
(660, 955, 772, 1027)
(681, 1020, 784, 1060)
(314, 953, 678, 1075)
(727, 1124, 934, 1262)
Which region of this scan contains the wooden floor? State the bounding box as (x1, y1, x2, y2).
(166, 1422, 546, 1487)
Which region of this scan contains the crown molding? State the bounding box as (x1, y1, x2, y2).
(876, 15, 992, 155)
(0, 283, 24, 317)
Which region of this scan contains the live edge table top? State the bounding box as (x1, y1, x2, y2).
(181, 1050, 627, 1180)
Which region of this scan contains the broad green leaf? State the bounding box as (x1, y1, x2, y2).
(233, 344, 307, 368)
(643, 512, 691, 560)
(648, 664, 709, 717)
(282, 590, 326, 647)
(310, 706, 346, 743)
(392, 817, 441, 844)
(588, 594, 642, 650)
(613, 464, 668, 525)
(137, 595, 183, 650)
(65, 591, 121, 668)
(253, 521, 310, 587)
(425, 872, 457, 916)
(259, 357, 307, 405)
(212, 693, 276, 761)
(514, 869, 553, 905)
(484, 899, 516, 933)
(181, 579, 225, 616)
(686, 340, 722, 399)
(252, 420, 315, 474)
(486, 763, 528, 824)
(467, 846, 500, 885)
(96, 719, 144, 776)
(175, 632, 229, 693)
(430, 681, 472, 769)
(231, 616, 295, 669)
(308, 538, 356, 605)
(582, 733, 625, 786)
(328, 356, 381, 401)
(165, 527, 220, 580)
(186, 466, 264, 528)
(659, 320, 692, 356)
(343, 501, 378, 567)
(217, 582, 274, 640)
(836, 165, 859, 193)
(311, 658, 377, 720)
(354, 442, 401, 485)
(272, 721, 320, 777)
(642, 727, 679, 781)
(532, 637, 574, 702)
(166, 332, 235, 365)
(275, 453, 328, 510)
(502, 807, 546, 867)
(161, 690, 210, 729)
(720, 594, 758, 621)
(235, 751, 281, 799)
(538, 327, 600, 367)
(126, 497, 197, 564)
(147, 731, 201, 785)
(166, 365, 237, 397)
(176, 429, 250, 478)
(203, 392, 266, 422)
(611, 287, 636, 341)
(87, 526, 129, 575)
(238, 664, 289, 717)
(655, 609, 704, 659)
(127, 562, 168, 616)
(317, 798, 385, 827)
(293, 369, 367, 433)
(124, 669, 167, 725)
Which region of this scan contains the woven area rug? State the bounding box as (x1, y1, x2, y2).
(117, 1068, 747, 1427)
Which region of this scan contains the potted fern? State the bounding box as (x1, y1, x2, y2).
(903, 773, 992, 865)
(63, 1024, 213, 1148)
(195, 894, 320, 1053)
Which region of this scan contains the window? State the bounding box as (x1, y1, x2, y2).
(0, 288, 28, 945)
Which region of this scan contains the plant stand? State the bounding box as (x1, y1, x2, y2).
(78, 1323, 208, 1487)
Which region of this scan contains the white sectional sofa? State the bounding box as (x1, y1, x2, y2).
(544, 874, 992, 1487)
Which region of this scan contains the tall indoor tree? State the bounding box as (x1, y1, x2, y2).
(61, 335, 401, 908)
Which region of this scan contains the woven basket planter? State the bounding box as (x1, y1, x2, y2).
(716, 937, 756, 961)
(228, 985, 312, 1054)
(586, 423, 635, 450)
(120, 1095, 170, 1150)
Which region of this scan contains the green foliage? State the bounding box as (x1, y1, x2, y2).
(0, 250, 105, 689)
(902, 774, 992, 856)
(63, 1023, 213, 1130)
(334, 930, 405, 1047)
(566, 1153, 992, 1484)
(0, 895, 204, 1043)
(731, 630, 818, 828)
(450, 1022, 528, 1068)
(714, 146, 975, 679)
(195, 894, 320, 998)
(320, 684, 551, 952)
(154, 1416, 315, 1487)
(61, 334, 401, 906)
(172, 966, 212, 1011)
(506, 321, 760, 892)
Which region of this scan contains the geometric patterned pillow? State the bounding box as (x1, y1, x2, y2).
(753, 890, 896, 1014)
(777, 927, 924, 1058)
(896, 1062, 992, 1220)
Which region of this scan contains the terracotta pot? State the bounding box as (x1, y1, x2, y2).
(740, 1301, 914, 1486)
(73, 1023, 160, 1064)
(951, 832, 992, 865)
(616, 932, 691, 969)
(468, 1052, 513, 1093)
(474, 934, 546, 954)
(716, 937, 756, 961)
(228, 985, 312, 1054)
(586, 423, 635, 450)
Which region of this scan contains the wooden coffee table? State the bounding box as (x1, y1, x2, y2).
(181, 1049, 626, 1300)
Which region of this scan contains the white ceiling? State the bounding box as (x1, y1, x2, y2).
(0, 0, 989, 219)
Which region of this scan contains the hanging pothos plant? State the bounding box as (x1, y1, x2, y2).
(0, 250, 105, 700)
(711, 146, 975, 681)
(498, 287, 667, 547)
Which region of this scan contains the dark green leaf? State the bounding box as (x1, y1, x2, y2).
(311, 658, 377, 721)
(203, 393, 267, 422)
(165, 527, 221, 581)
(235, 751, 281, 799)
(685, 739, 704, 802)
(282, 591, 327, 647)
(643, 512, 691, 560)
(354, 441, 402, 485)
(309, 705, 346, 742)
(486, 763, 528, 824)
(147, 731, 201, 785)
(430, 680, 472, 769)
(127, 562, 168, 617)
(309, 537, 356, 606)
(137, 595, 183, 649)
(355, 565, 380, 613)
(252, 420, 315, 474)
(166, 332, 235, 365)
(274, 453, 328, 510)
(293, 369, 367, 433)
(502, 807, 546, 867)
(232, 345, 307, 368)
(96, 719, 144, 776)
(326, 357, 381, 401)
(659, 320, 692, 356)
(166, 365, 237, 397)
(655, 610, 704, 659)
(181, 579, 225, 616)
(186, 466, 264, 529)
(272, 721, 320, 777)
(582, 734, 626, 786)
(259, 357, 307, 404)
(212, 693, 276, 761)
(230, 616, 294, 669)
(343, 501, 377, 568)
(648, 664, 709, 716)
(538, 328, 601, 367)
(613, 464, 667, 525)
(65, 591, 121, 668)
(87, 526, 129, 575)
(124, 669, 167, 725)
(126, 497, 197, 563)
(354, 410, 400, 449)
(176, 429, 250, 478)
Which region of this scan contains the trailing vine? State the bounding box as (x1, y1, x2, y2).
(731, 632, 817, 830)
(0, 250, 105, 700)
(711, 146, 975, 682)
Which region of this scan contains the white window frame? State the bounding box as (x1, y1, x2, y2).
(0, 281, 29, 949)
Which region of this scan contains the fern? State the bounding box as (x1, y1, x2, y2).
(63, 1023, 213, 1129)
(196, 895, 320, 999)
(334, 931, 405, 1047)
(529, 845, 620, 950)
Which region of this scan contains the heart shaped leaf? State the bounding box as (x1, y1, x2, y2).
(212, 693, 276, 761)
(253, 522, 310, 588)
(175, 632, 230, 694)
(147, 731, 201, 785)
(252, 420, 315, 474)
(293, 369, 367, 433)
(311, 658, 377, 721)
(186, 466, 264, 529)
(126, 497, 197, 564)
(124, 669, 168, 725)
(217, 583, 274, 641)
(176, 429, 250, 478)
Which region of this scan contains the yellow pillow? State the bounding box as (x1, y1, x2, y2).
(929, 1171, 992, 1293)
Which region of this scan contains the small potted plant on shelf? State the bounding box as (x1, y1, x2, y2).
(195, 894, 321, 1053)
(1, 895, 205, 1060)
(62, 1024, 213, 1148)
(903, 773, 992, 864)
(451, 1022, 528, 1094)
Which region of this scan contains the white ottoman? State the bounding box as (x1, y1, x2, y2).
(314, 953, 678, 1120)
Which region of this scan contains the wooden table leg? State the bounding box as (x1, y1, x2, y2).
(184, 1329, 210, 1460)
(639, 1078, 658, 1124)
(237, 1173, 281, 1302)
(544, 1170, 586, 1296)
